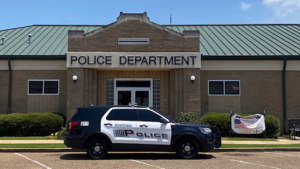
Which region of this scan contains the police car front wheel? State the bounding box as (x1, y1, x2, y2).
(176, 138, 199, 159)
(86, 138, 108, 159)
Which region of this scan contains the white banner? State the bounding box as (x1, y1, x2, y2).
(231, 113, 266, 134)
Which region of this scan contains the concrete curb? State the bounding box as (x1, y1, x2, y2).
(1, 148, 300, 153)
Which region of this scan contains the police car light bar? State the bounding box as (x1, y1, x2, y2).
(128, 102, 137, 106)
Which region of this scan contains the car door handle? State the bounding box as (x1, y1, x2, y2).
(104, 123, 112, 126)
(140, 124, 148, 128)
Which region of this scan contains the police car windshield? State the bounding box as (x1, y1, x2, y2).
(150, 108, 175, 122)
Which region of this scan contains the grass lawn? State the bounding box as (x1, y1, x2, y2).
(0, 136, 57, 140)
(0, 144, 67, 148)
(222, 137, 278, 141)
(221, 144, 300, 148)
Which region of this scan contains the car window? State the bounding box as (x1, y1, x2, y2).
(137, 109, 162, 122)
(72, 108, 109, 121)
(150, 108, 175, 122)
(106, 110, 114, 120)
(106, 109, 137, 121)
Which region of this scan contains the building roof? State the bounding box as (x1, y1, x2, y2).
(0, 24, 299, 57)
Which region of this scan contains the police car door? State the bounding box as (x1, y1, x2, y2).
(136, 109, 172, 145)
(101, 108, 138, 144)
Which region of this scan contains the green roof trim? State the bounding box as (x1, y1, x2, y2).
(0, 24, 299, 57)
(0, 55, 66, 60)
(201, 55, 300, 60)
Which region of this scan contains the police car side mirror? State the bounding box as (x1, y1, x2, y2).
(159, 118, 169, 123)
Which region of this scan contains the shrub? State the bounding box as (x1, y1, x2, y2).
(201, 112, 280, 138)
(201, 112, 231, 136)
(0, 113, 25, 136)
(177, 112, 199, 123)
(56, 127, 68, 140)
(261, 115, 280, 138)
(52, 112, 66, 126)
(0, 112, 64, 136)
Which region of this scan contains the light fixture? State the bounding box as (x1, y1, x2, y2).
(190, 75, 195, 84)
(73, 75, 77, 84)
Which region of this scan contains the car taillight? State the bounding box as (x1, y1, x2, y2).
(68, 121, 79, 130)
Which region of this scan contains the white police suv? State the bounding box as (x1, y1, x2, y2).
(64, 105, 221, 159)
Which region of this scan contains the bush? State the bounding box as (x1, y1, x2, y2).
(177, 112, 199, 123)
(0, 112, 64, 136)
(56, 127, 68, 140)
(201, 112, 231, 136)
(52, 112, 66, 126)
(262, 115, 280, 138)
(201, 112, 280, 138)
(0, 113, 25, 136)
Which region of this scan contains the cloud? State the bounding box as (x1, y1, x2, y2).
(262, 0, 300, 18)
(240, 2, 252, 10)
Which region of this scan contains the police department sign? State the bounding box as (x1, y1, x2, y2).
(66, 52, 201, 68)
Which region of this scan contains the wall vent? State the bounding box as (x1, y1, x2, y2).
(118, 38, 149, 45)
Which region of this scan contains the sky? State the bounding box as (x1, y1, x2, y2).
(0, 0, 299, 30)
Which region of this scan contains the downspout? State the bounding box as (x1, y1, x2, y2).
(282, 58, 287, 134)
(7, 57, 12, 114)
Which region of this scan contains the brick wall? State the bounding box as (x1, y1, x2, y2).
(9, 70, 67, 115)
(66, 68, 98, 119)
(68, 21, 199, 52)
(201, 70, 283, 127)
(0, 70, 9, 114)
(208, 96, 241, 113)
(286, 71, 300, 119)
(170, 68, 201, 118)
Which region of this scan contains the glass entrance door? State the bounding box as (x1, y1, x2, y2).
(117, 90, 132, 105)
(115, 89, 151, 106)
(114, 79, 153, 107)
(135, 90, 149, 106)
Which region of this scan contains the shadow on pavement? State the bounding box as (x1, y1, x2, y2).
(60, 153, 215, 160)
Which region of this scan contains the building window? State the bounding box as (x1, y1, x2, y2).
(28, 80, 59, 95)
(208, 80, 240, 96)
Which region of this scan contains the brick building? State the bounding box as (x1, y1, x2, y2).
(0, 12, 300, 133)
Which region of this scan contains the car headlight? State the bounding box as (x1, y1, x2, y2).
(199, 127, 212, 134)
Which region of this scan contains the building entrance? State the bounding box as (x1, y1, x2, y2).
(114, 79, 153, 107)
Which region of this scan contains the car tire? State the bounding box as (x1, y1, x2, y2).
(176, 138, 199, 159)
(86, 138, 109, 159)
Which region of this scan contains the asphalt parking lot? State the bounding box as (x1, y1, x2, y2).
(1, 151, 300, 169)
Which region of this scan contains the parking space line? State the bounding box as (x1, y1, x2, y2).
(265, 152, 300, 157)
(130, 159, 165, 169)
(229, 159, 281, 169)
(14, 153, 52, 169)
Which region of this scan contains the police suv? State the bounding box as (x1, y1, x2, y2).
(64, 105, 221, 159)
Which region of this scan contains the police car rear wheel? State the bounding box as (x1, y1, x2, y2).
(86, 138, 108, 159)
(176, 138, 199, 159)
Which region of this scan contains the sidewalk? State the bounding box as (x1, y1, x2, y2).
(1, 139, 300, 144)
(0, 140, 63, 144)
(222, 139, 300, 145)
